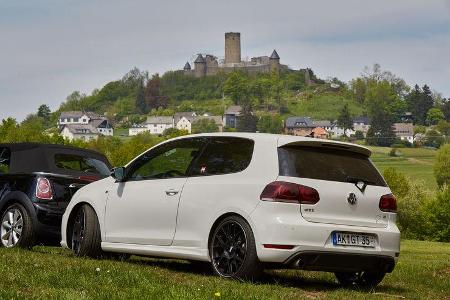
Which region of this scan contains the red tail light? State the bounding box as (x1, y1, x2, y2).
(78, 175, 100, 182)
(379, 194, 397, 212)
(36, 177, 53, 200)
(260, 181, 320, 204)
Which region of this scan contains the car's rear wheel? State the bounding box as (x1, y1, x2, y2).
(0, 203, 35, 248)
(71, 204, 102, 258)
(209, 215, 261, 280)
(335, 271, 386, 288)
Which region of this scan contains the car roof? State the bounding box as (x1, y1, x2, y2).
(171, 133, 372, 157)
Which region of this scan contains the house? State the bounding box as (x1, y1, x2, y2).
(393, 123, 414, 144)
(284, 117, 316, 136)
(144, 116, 173, 135)
(60, 124, 99, 141)
(129, 116, 174, 136)
(223, 106, 242, 128)
(128, 124, 149, 136)
(353, 116, 371, 136)
(59, 111, 113, 140)
(308, 127, 328, 139)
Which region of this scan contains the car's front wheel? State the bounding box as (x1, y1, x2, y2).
(71, 204, 102, 258)
(209, 215, 262, 280)
(0, 203, 35, 248)
(335, 271, 386, 288)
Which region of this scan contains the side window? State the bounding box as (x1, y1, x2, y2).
(0, 147, 11, 174)
(191, 137, 254, 176)
(54, 154, 111, 176)
(129, 138, 205, 181)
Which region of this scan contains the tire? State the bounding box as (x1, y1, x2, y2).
(0, 203, 35, 249)
(71, 204, 102, 258)
(209, 215, 262, 281)
(335, 271, 386, 288)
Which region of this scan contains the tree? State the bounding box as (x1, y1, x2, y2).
(406, 84, 434, 125)
(223, 71, 250, 105)
(365, 110, 396, 146)
(442, 98, 450, 121)
(145, 74, 169, 112)
(191, 118, 219, 134)
(424, 129, 445, 148)
(337, 103, 353, 134)
(434, 143, 450, 187)
(350, 78, 367, 104)
(37, 104, 51, 120)
(426, 107, 445, 125)
(436, 120, 450, 136)
(135, 80, 147, 114)
(257, 114, 283, 134)
(428, 186, 450, 242)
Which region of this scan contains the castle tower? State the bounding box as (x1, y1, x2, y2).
(269, 49, 280, 73)
(183, 62, 191, 75)
(194, 54, 206, 78)
(225, 32, 241, 64)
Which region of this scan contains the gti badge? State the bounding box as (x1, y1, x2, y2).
(347, 192, 357, 205)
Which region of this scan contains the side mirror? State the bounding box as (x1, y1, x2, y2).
(111, 167, 125, 182)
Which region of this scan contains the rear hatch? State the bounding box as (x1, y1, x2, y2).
(277, 141, 392, 228)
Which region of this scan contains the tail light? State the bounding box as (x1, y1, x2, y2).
(379, 194, 397, 212)
(260, 181, 320, 204)
(36, 177, 53, 200)
(78, 175, 100, 182)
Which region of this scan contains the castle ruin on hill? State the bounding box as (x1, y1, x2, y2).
(182, 32, 290, 78)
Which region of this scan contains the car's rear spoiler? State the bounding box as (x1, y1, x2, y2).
(277, 137, 371, 157)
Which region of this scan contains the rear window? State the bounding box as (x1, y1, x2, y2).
(0, 147, 11, 174)
(54, 153, 110, 176)
(278, 146, 386, 186)
(191, 137, 254, 176)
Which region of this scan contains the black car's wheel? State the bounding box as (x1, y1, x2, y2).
(0, 203, 35, 248)
(335, 271, 386, 288)
(209, 215, 261, 280)
(71, 204, 102, 258)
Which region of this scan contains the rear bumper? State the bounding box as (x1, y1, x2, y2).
(283, 251, 396, 273)
(250, 201, 401, 272)
(32, 203, 65, 242)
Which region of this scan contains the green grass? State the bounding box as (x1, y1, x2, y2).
(0, 240, 448, 299)
(286, 93, 364, 121)
(369, 146, 437, 190)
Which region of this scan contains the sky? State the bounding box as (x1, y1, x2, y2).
(1, 0, 450, 121)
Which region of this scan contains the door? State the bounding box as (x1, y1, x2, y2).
(104, 138, 206, 246)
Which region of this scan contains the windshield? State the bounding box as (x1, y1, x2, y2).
(54, 153, 110, 176)
(278, 146, 386, 187)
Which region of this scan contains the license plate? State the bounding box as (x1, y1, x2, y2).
(332, 232, 375, 248)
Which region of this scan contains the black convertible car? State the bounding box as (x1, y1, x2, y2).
(0, 143, 111, 248)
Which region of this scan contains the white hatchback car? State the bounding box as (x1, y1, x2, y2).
(61, 133, 400, 287)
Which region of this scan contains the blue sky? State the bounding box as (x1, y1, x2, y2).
(1, 0, 449, 121)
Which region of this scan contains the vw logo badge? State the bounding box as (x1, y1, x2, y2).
(347, 193, 357, 205)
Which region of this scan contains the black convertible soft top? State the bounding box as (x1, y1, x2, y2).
(0, 143, 111, 175)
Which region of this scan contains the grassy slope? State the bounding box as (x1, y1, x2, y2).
(369, 146, 437, 190)
(0, 240, 448, 299)
(286, 93, 364, 121)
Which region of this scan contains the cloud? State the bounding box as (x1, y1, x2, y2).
(0, 0, 449, 120)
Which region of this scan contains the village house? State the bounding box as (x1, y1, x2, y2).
(393, 123, 414, 144)
(353, 116, 371, 136)
(58, 111, 113, 141)
(223, 105, 242, 128)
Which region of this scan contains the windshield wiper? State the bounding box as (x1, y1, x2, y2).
(346, 176, 375, 193)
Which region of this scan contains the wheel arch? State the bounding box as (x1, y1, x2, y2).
(65, 201, 100, 249)
(207, 211, 255, 257)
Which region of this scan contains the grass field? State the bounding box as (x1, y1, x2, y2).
(368, 146, 437, 190)
(0, 240, 448, 299)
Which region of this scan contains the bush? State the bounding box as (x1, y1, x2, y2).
(354, 130, 364, 140)
(434, 143, 450, 187)
(428, 185, 450, 242)
(383, 168, 433, 240)
(389, 148, 398, 157)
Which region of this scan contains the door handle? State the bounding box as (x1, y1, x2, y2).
(165, 190, 179, 196)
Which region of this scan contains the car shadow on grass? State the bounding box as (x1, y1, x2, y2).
(124, 256, 406, 295)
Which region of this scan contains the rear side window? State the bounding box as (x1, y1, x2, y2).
(54, 154, 110, 176)
(191, 137, 254, 176)
(0, 147, 11, 174)
(278, 146, 386, 186)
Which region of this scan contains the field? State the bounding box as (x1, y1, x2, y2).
(368, 146, 437, 190)
(0, 240, 448, 299)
